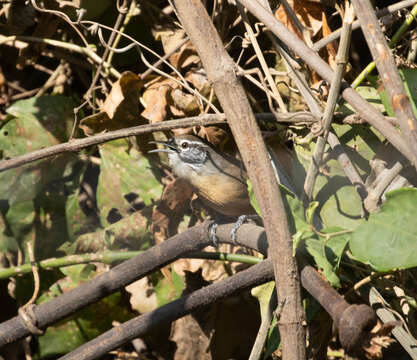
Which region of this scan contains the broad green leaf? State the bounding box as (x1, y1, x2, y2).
(153, 268, 185, 307)
(292, 123, 384, 229)
(37, 264, 134, 358)
(66, 209, 153, 253)
(97, 141, 162, 226)
(349, 188, 417, 271)
(0, 201, 35, 255)
(0, 96, 77, 205)
(371, 69, 417, 118)
(305, 228, 350, 287)
(64, 160, 92, 243)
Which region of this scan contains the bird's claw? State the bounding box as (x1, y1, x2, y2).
(230, 214, 260, 244)
(209, 222, 219, 247)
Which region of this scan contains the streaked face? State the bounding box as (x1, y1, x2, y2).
(149, 135, 209, 176)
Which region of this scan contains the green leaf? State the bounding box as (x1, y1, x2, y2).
(305, 228, 350, 287)
(293, 123, 383, 229)
(66, 210, 153, 253)
(0, 96, 78, 205)
(97, 141, 162, 226)
(153, 269, 185, 307)
(0, 201, 35, 255)
(371, 69, 417, 118)
(349, 188, 417, 271)
(37, 264, 134, 358)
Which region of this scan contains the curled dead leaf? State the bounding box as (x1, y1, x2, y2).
(151, 178, 194, 244)
(80, 71, 143, 135)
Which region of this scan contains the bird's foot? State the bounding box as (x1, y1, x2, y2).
(209, 221, 219, 247)
(230, 215, 260, 244)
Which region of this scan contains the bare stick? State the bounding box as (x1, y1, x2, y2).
(59, 260, 274, 360)
(236, 3, 287, 112)
(313, 0, 417, 51)
(0, 112, 321, 173)
(171, 0, 306, 359)
(236, 0, 415, 168)
(303, 4, 353, 202)
(0, 115, 227, 172)
(0, 222, 376, 356)
(352, 0, 417, 168)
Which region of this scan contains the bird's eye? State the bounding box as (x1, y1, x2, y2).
(181, 141, 189, 149)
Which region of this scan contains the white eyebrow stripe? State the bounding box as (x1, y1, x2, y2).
(178, 140, 209, 148)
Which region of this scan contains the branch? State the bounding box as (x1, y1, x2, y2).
(59, 260, 274, 360)
(0, 223, 212, 348)
(352, 0, 417, 168)
(0, 115, 227, 172)
(0, 112, 320, 173)
(312, 0, 417, 51)
(236, 0, 415, 169)
(171, 1, 306, 358)
(0, 223, 376, 357)
(303, 5, 353, 201)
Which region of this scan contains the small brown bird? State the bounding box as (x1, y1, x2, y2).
(150, 134, 255, 217)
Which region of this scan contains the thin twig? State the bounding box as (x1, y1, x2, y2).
(312, 0, 417, 51)
(259, 1, 367, 201)
(106, 0, 136, 65)
(0, 115, 226, 172)
(303, 3, 353, 202)
(76, 0, 131, 131)
(351, 3, 417, 89)
(249, 288, 277, 360)
(60, 260, 275, 360)
(364, 161, 404, 213)
(237, 3, 287, 112)
(236, 0, 415, 167)
(0, 35, 121, 78)
(0, 112, 322, 173)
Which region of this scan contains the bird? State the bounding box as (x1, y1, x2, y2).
(149, 134, 256, 218)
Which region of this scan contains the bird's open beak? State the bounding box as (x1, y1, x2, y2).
(148, 140, 177, 154)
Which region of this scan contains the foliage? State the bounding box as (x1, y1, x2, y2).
(0, 0, 417, 359)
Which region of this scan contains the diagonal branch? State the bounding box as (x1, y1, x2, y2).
(171, 1, 306, 359)
(236, 0, 416, 170)
(352, 0, 417, 168)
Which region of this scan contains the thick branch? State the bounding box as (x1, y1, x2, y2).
(0, 223, 212, 348)
(59, 260, 274, 360)
(0, 222, 376, 357)
(172, 1, 306, 359)
(352, 0, 417, 168)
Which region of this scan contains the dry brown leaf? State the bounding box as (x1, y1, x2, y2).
(321, 11, 337, 69)
(154, 27, 200, 69)
(125, 277, 158, 314)
(171, 88, 200, 115)
(275, 0, 325, 41)
(362, 321, 399, 359)
(151, 178, 194, 244)
(141, 78, 179, 123)
(79, 71, 143, 135)
(196, 126, 229, 149)
(275, 0, 339, 82)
